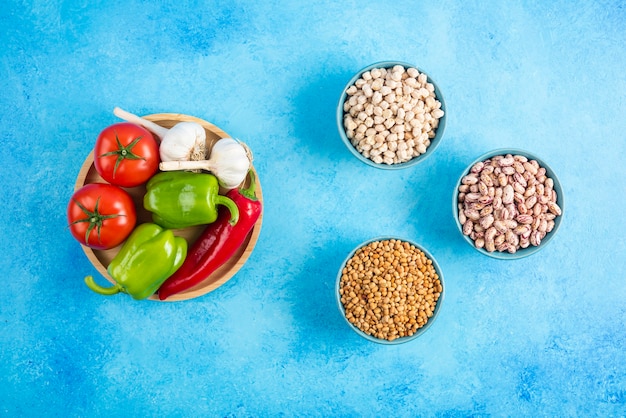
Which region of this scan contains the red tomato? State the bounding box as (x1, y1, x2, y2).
(94, 122, 159, 187)
(68, 183, 137, 250)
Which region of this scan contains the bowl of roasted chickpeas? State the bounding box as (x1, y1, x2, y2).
(337, 61, 446, 169)
(453, 148, 564, 259)
(336, 237, 444, 344)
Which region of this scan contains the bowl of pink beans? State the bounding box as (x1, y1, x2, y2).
(453, 149, 564, 259)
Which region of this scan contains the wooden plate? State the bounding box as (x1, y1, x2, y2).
(74, 113, 263, 301)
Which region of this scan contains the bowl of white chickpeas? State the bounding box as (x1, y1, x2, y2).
(337, 61, 446, 169)
(453, 149, 564, 259)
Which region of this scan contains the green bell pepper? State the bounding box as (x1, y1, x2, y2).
(84, 223, 187, 300)
(143, 171, 239, 229)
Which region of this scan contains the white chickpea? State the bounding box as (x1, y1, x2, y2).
(344, 117, 357, 131)
(371, 78, 383, 91)
(359, 141, 372, 151)
(372, 91, 383, 105)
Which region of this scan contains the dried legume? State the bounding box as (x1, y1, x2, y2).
(457, 154, 562, 253)
(343, 65, 444, 165)
(339, 239, 442, 341)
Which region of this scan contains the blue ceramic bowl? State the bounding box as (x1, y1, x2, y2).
(336, 237, 445, 344)
(453, 148, 565, 259)
(336, 61, 446, 170)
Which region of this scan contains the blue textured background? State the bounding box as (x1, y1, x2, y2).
(2, 1, 625, 416)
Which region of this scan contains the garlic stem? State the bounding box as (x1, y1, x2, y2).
(159, 160, 214, 171)
(113, 107, 169, 141)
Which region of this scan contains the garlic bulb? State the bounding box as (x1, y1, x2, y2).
(158, 122, 206, 162)
(113, 107, 206, 162)
(159, 138, 252, 190)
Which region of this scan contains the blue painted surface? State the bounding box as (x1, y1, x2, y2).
(1, 1, 625, 416)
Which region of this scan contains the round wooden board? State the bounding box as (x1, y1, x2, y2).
(74, 113, 263, 301)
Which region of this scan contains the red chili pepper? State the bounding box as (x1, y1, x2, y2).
(157, 170, 262, 300)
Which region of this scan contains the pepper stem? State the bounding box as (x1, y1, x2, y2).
(84, 275, 124, 296)
(216, 195, 240, 226)
(239, 170, 258, 201)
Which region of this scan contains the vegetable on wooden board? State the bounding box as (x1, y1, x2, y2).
(143, 171, 239, 229)
(84, 223, 187, 300)
(67, 183, 137, 250)
(94, 122, 159, 187)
